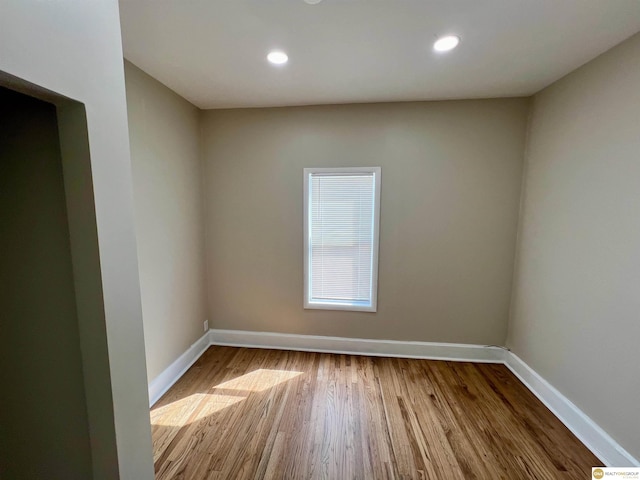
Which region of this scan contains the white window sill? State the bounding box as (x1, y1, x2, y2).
(304, 300, 377, 313)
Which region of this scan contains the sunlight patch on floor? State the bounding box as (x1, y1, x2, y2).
(212, 368, 303, 393)
(150, 369, 303, 427)
(151, 392, 245, 427)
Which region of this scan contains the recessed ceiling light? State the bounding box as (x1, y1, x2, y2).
(433, 35, 460, 53)
(267, 50, 288, 65)
(304, 0, 322, 4)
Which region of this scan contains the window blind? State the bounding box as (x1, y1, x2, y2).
(307, 170, 377, 308)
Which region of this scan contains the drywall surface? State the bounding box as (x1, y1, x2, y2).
(125, 61, 208, 383)
(508, 32, 640, 459)
(0, 1, 154, 478)
(201, 99, 529, 345)
(0, 87, 92, 480)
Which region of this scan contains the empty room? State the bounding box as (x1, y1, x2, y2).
(1, 1, 639, 479)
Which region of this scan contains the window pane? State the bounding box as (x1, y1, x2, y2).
(309, 173, 375, 305)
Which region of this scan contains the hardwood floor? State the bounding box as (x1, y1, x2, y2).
(150, 347, 600, 479)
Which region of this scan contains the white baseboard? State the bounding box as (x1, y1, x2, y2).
(208, 329, 504, 363)
(148, 330, 210, 407)
(504, 352, 639, 467)
(147, 328, 638, 467)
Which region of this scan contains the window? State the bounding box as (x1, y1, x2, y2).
(303, 167, 381, 312)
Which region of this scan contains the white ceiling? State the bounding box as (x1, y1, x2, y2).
(119, 0, 640, 109)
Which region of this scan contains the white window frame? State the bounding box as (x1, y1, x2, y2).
(303, 166, 381, 312)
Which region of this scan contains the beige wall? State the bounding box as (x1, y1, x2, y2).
(201, 99, 529, 344)
(1, 1, 154, 478)
(125, 61, 208, 384)
(508, 32, 640, 459)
